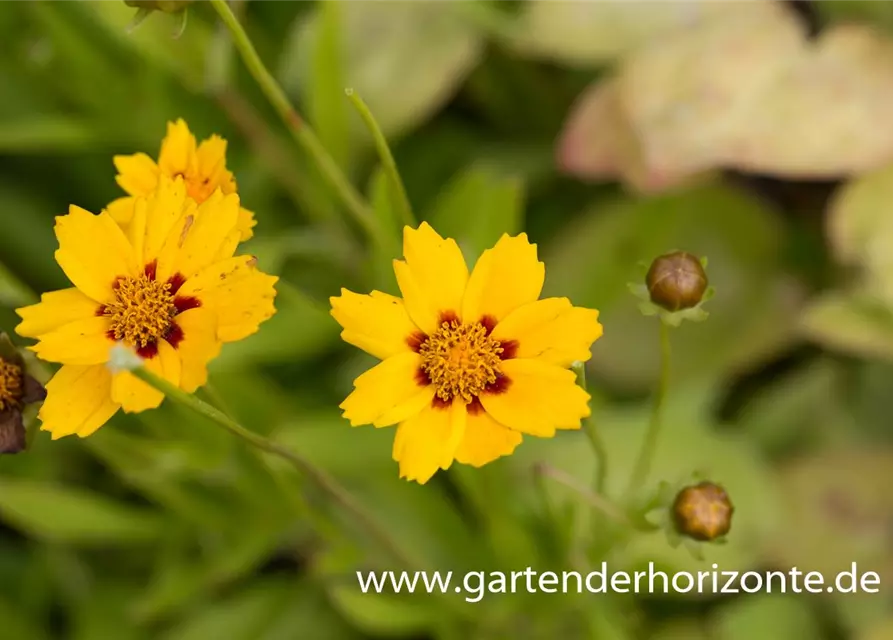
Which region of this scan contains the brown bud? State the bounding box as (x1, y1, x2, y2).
(646, 251, 708, 312)
(0, 334, 46, 454)
(124, 0, 192, 13)
(672, 481, 733, 542)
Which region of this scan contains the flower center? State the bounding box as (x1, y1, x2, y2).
(104, 274, 177, 348)
(419, 319, 503, 404)
(0, 358, 23, 411)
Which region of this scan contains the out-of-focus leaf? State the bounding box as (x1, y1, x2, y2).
(511, 384, 784, 577)
(0, 596, 49, 640)
(426, 165, 525, 264)
(308, 0, 350, 170)
(711, 594, 822, 640)
(736, 360, 843, 456)
(326, 585, 442, 637)
(770, 447, 893, 578)
(159, 578, 352, 640)
(558, 5, 893, 191)
(0, 117, 98, 153)
(0, 479, 164, 544)
(826, 161, 893, 300)
(800, 292, 893, 361)
(368, 166, 401, 292)
(650, 620, 709, 640)
(280, 1, 483, 142)
(817, 2, 893, 33)
(544, 181, 801, 390)
(134, 524, 286, 623)
(70, 582, 147, 640)
(769, 448, 893, 632)
(509, 0, 755, 66)
(861, 618, 893, 640)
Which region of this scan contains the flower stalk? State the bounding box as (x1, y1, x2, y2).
(130, 364, 421, 572)
(625, 320, 671, 498)
(208, 0, 383, 247)
(572, 361, 608, 495)
(345, 88, 415, 228)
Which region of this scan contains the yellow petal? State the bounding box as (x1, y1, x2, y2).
(213, 230, 241, 264)
(392, 399, 466, 484)
(174, 307, 221, 393)
(454, 407, 523, 467)
(492, 298, 604, 367)
(158, 119, 197, 178)
(156, 190, 240, 282)
(15, 288, 99, 338)
(195, 135, 233, 187)
(340, 352, 433, 427)
(38, 364, 119, 439)
(104, 196, 137, 228)
(113, 153, 159, 197)
(139, 175, 193, 269)
(55, 206, 138, 303)
(237, 207, 256, 241)
(479, 359, 590, 437)
(178, 256, 278, 343)
(330, 289, 419, 360)
(110, 340, 178, 412)
(394, 222, 468, 334)
(462, 233, 545, 324)
(28, 317, 113, 366)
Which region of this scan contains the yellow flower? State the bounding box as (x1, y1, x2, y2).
(107, 119, 256, 241)
(14, 176, 278, 439)
(330, 223, 604, 484)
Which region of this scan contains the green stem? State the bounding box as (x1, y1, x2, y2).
(208, 0, 382, 245)
(131, 366, 419, 572)
(625, 321, 671, 498)
(345, 88, 415, 228)
(537, 465, 634, 529)
(573, 362, 609, 495)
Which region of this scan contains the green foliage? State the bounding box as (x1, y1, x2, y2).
(1, 1, 891, 638)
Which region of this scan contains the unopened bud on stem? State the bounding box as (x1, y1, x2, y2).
(672, 481, 733, 542)
(646, 251, 708, 312)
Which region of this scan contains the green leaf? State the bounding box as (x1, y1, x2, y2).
(543, 180, 801, 390)
(280, 2, 483, 142)
(0, 479, 164, 545)
(509, 1, 747, 66)
(800, 292, 893, 361)
(368, 166, 401, 293)
(326, 584, 442, 637)
(158, 578, 354, 640)
(426, 165, 525, 264)
(712, 595, 821, 640)
(0, 117, 98, 154)
(309, 0, 350, 170)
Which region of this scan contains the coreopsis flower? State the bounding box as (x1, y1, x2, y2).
(14, 176, 277, 439)
(107, 119, 255, 241)
(330, 223, 603, 484)
(0, 333, 46, 453)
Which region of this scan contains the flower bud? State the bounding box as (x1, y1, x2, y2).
(124, 0, 191, 13)
(646, 251, 708, 312)
(672, 481, 733, 542)
(0, 333, 46, 454)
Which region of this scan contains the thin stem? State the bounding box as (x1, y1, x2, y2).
(345, 88, 415, 228)
(537, 464, 635, 529)
(131, 366, 420, 572)
(625, 321, 671, 498)
(208, 0, 382, 245)
(573, 362, 609, 495)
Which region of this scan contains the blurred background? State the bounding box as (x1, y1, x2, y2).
(1, 0, 892, 638)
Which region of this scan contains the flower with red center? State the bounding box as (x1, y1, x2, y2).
(0, 333, 46, 453)
(14, 176, 277, 439)
(106, 119, 256, 241)
(330, 223, 604, 484)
